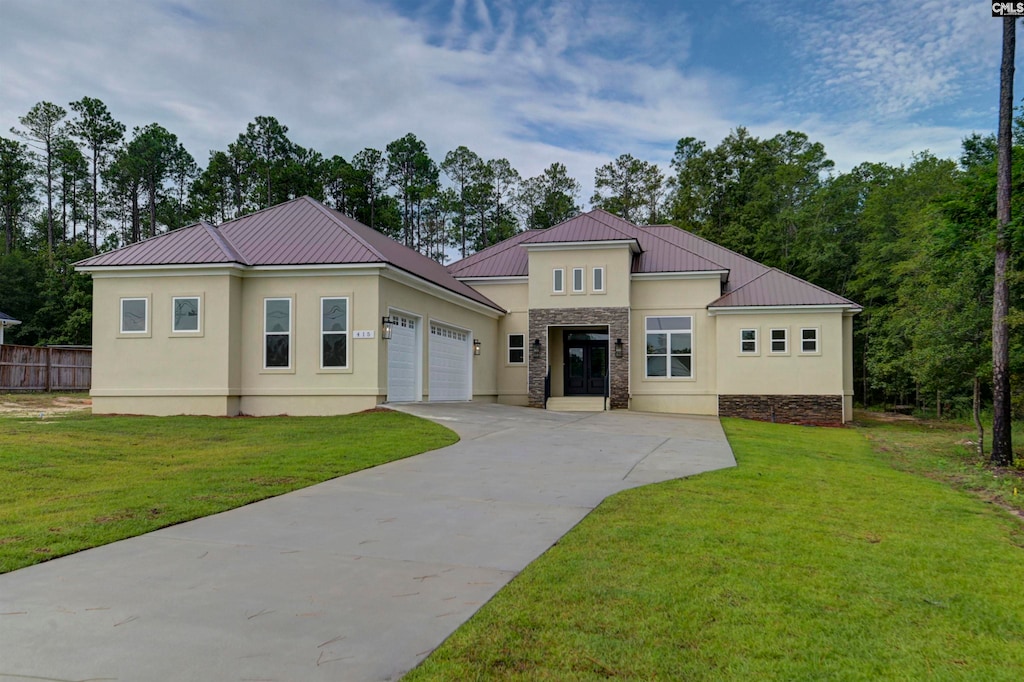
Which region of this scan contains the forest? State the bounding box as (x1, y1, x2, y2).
(1, 97, 1021, 417)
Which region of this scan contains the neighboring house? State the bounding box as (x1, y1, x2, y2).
(0, 311, 21, 345)
(76, 196, 860, 423)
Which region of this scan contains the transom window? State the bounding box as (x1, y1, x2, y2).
(770, 328, 788, 354)
(321, 297, 348, 368)
(572, 267, 584, 293)
(508, 334, 525, 364)
(172, 296, 200, 333)
(801, 328, 819, 354)
(645, 316, 692, 378)
(120, 298, 147, 334)
(593, 267, 605, 292)
(264, 298, 292, 369)
(740, 328, 757, 354)
(553, 268, 564, 293)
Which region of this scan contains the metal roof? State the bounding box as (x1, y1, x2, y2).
(709, 268, 860, 308)
(446, 210, 859, 310)
(76, 197, 503, 313)
(0, 310, 21, 324)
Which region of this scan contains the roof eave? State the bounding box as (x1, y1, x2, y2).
(707, 304, 862, 315)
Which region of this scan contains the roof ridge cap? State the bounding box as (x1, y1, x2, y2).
(202, 221, 247, 265)
(310, 199, 387, 262)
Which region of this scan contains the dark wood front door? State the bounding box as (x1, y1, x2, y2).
(564, 332, 608, 396)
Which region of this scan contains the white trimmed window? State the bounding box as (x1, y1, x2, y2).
(120, 298, 148, 334)
(572, 267, 584, 293)
(321, 297, 348, 368)
(264, 298, 292, 369)
(770, 328, 788, 354)
(508, 334, 525, 364)
(592, 266, 605, 292)
(801, 327, 819, 354)
(645, 316, 692, 378)
(172, 296, 200, 333)
(553, 268, 564, 293)
(740, 328, 757, 354)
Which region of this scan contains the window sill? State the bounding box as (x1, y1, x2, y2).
(317, 366, 354, 374)
(117, 331, 151, 339)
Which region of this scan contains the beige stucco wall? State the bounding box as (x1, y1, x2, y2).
(90, 272, 239, 415)
(714, 311, 847, 396)
(469, 281, 529, 404)
(627, 277, 722, 415)
(527, 245, 633, 310)
(378, 274, 499, 401)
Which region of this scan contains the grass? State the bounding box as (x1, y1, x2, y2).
(405, 416, 1024, 681)
(0, 408, 457, 573)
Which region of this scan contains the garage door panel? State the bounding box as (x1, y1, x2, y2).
(429, 323, 471, 402)
(387, 315, 418, 403)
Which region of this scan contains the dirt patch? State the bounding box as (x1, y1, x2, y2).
(0, 393, 92, 418)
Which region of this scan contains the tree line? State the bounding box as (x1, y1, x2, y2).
(2, 97, 1022, 433)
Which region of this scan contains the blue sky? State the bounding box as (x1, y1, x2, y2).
(0, 0, 1013, 203)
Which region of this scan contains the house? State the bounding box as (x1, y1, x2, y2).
(0, 311, 21, 345)
(76, 196, 860, 423)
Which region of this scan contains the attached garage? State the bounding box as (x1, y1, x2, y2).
(387, 313, 420, 403)
(429, 322, 472, 401)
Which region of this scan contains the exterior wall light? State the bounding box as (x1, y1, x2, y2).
(473, 339, 482, 356)
(532, 338, 542, 358)
(615, 338, 624, 358)
(382, 316, 395, 340)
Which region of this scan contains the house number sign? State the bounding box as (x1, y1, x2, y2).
(353, 330, 375, 339)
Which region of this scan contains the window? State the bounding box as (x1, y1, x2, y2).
(508, 334, 525, 364)
(120, 298, 147, 334)
(553, 268, 564, 293)
(801, 327, 819, 354)
(593, 267, 605, 292)
(264, 298, 291, 369)
(645, 316, 692, 378)
(740, 328, 758, 354)
(770, 328, 788, 354)
(172, 296, 200, 333)
(572, 267, 584, 293)
(321, 297, 348, 368)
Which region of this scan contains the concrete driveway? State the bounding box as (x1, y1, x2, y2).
(0, 403, 735, 682)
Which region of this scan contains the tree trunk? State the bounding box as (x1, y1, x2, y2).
(992, 16, 1015, 466)
(974, 376, 985, 460)
(936, 389, 942, 420)
(92, 147, 99, 251)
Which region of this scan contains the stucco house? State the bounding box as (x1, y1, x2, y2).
(76, 196, 860, 423)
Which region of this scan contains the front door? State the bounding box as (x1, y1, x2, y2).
(564, 332, 608, 396)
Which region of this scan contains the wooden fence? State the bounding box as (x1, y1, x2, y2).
(0, 344, 92, 392)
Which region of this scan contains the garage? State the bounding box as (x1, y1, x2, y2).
(387, 313, 419, 402)
(428, 322, 472, 401)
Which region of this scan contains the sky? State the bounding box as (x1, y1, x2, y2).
(0, 0, 1015, 205)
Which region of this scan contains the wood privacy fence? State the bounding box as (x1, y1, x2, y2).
(0, 344, 92, 392)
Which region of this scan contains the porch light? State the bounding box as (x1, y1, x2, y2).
(532, 338, 541, 358)
(382, 316, 395, 340)
(615, 338, 624, 358)
(473, 339, 482, 356)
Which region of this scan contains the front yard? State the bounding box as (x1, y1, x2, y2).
(0, 399, 457, 573)
(405, 415, 1024, 680)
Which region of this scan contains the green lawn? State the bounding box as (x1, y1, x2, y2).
(405, 417, 1024, 681)
(0, 409, 457, 573)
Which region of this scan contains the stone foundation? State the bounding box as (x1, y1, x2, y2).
(718, 394, 845, 426)
(528, 307, 629, 409)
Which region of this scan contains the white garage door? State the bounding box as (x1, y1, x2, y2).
(387, 314, 419, 403)
(429, 322, 471, 402)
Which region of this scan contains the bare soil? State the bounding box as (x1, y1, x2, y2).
(0, 393, 92, 417)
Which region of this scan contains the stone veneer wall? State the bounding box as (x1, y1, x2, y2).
(529, 307, 629, 409)
(718, 394, 844, 425)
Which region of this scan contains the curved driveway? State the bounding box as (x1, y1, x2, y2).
(0, 403, 734, 682)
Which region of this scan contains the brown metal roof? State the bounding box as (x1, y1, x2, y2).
(446, 210, 858, 310)
(0, 310, 21, 324)
(710, 268, 860, 308)
(76, 197, 503, 313)
(75, 221, 241, 267)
